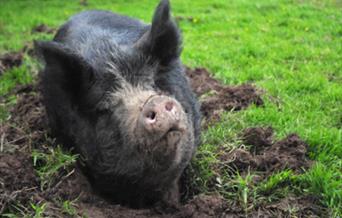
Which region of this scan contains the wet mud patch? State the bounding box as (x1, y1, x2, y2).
(0, 66, 324, 216)
(185, 67, 263, 127)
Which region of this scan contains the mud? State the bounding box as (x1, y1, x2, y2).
(0, 67, 324, 217)
(0, 51, 23, 75)
(261, 195, 325, 217)
(31, 24, 56, 34)
(185, 67, 263, 127)
(0, 84, 46, 152)
(0, 42, 37, 76)
(218, 127, 312, 178)
(0, 152, 39, 214)
(241, 127, 274, 153)
(0, 152, 239, 217)
(80, 0, 88, 6)
(175, 16, 197, 23)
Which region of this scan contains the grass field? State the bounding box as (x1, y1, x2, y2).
(0, 0, 341, 216)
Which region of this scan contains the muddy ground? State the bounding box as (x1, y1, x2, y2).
(0, 49, 325, 217)
(31, 24, 56, 35)
(0, 43, 35, 76)
(0, 52, 23, 76)
(185, 67, 263, 128)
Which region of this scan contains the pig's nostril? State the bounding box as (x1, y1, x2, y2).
(146, 111, 156, 120)
(165, 102, 173, 111)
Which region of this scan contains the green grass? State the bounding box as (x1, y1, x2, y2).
(61, 200, 78, 216)
(30, 203, 47, 218)
(32, 146, 78, 190)
(0, 0, 341, 216)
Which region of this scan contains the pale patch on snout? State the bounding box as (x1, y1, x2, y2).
(109, 82, 158, 142)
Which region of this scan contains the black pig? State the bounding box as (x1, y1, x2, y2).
(36, 0, 200, 208)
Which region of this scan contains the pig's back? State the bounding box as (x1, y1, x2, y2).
(54, 10, 149, 50)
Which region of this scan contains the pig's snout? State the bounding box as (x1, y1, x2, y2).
(140, 96, 184, 136)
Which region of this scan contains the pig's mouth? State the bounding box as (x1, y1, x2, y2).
(165, 124, 184, 136)
(160, 124, 185, 145)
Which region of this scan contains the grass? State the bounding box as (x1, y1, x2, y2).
(30, 203, 46, 218)
(61, 200, 78, 216)
(32, 146, 78, 189)
(0, 0, 341, 216)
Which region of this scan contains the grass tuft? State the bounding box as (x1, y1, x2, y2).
(32, 146, 78, 189)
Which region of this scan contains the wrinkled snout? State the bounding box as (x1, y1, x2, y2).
(139, 95, 184, 137)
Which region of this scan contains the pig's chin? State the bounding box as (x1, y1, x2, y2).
(154, 120, 187, 146)
(162, 128, 183, 146)
(148, 128, 186, 168)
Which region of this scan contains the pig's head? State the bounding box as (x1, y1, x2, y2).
(36, 0, 199, 199)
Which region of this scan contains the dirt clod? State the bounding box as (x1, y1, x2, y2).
(80, 0, 88, 6)
(177, 194, 227, 217)
(31, 24, 55, 34)
(185, 67, 263, 127)
(0, 52, 23, 75)
(259, 133, 311, 172)
(175, 16, 198, 23)
(220, 148, 259, 172)
(0, 43, 37, 75)
(220, 127, 312, 176)
(241, 127, 274, 154)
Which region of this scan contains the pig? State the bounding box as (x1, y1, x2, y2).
(35, 0, 200, 208)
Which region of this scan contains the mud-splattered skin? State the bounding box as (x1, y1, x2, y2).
(35, 0, 200, 208)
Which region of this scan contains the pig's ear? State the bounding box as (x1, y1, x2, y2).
(136, 0, 181, 65)
(35, 41, 94, 101)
